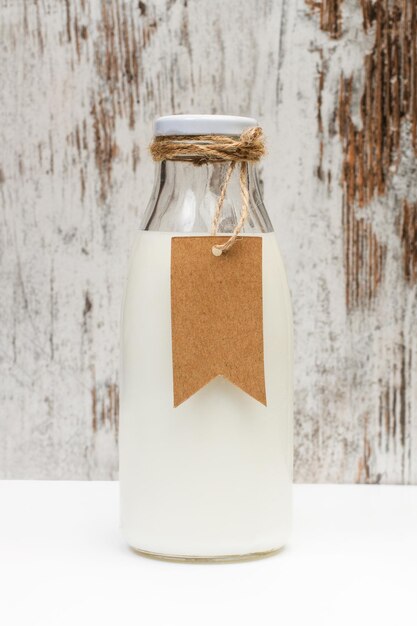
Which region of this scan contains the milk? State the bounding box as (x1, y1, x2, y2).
(119, 230, 293, 558)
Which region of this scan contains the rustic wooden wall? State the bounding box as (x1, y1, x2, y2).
(1, 0, 416, 482)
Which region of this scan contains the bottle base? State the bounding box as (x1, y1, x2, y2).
(130, 545, 284, 563)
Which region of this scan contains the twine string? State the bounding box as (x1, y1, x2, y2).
(210, 162, 235, 236)
(149, 127, 265, 255)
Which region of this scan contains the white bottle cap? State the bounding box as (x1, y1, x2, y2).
(154, 114, 258, 136)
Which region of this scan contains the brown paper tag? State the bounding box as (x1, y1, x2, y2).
(171, 236, 266, 407)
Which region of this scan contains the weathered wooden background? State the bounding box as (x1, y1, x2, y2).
(1, 0, 416, 482)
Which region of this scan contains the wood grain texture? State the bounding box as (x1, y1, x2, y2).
(1, 0, 416, 482)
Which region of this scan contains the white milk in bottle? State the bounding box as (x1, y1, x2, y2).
(120, 115, 293, 560)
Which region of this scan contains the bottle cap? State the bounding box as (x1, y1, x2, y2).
(154, 114, 258, 136)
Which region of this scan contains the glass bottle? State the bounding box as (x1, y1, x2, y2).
(120, 115, 293, 560)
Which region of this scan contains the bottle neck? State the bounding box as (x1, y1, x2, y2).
(141, 159, 273, 234)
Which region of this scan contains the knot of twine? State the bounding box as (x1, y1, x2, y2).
(149, 127, 265, 255)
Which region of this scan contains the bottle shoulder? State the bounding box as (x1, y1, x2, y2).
(141, 161, 273, 234)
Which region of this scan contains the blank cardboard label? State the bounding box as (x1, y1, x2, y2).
(171, 236, 266, 407)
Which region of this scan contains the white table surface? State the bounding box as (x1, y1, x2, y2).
(0, 482, 416, 626)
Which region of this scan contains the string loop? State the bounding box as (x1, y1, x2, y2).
(149, 127, 265, 254)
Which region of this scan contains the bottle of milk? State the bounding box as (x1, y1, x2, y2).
(120, 115, 293, 561)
